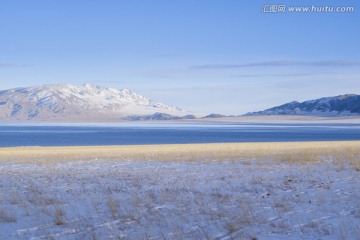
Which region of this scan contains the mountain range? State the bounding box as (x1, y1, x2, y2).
(0, 84, 187, 121)
(245, 94, 360, 116)
(1, 84, 359, 122)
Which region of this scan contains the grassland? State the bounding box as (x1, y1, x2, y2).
(0, 141, 359, 170)
(1, 141, 360, 239)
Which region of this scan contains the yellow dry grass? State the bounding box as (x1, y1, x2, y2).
(0, 141, 359, 169)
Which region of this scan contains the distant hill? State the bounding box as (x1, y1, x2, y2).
(128, 113, 196, 121)
(245, 94, 360, 116)
(0, 84, 188, 121)
(202, 113, 227, 118)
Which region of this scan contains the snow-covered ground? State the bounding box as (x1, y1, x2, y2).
(1, 158, 360, 239)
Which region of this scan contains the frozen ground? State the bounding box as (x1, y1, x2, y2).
(1, 158, 360, 239)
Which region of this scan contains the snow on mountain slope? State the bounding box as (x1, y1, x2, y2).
(245, 94, 360, 117)
(0, 84, 186, 121)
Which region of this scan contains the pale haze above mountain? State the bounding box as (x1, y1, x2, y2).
(0, 84, 188, 122)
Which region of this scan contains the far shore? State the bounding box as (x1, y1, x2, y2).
(1, 142, 359, 169)
(1, 115, 360, 125)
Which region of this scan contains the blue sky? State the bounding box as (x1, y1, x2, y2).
(1, 0, 359, 114)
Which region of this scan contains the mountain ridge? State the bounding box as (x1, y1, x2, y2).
(0, 84, 187, 121)
(245, 94, 360, 116)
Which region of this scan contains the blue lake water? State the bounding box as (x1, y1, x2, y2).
(0, 123, 360, 147)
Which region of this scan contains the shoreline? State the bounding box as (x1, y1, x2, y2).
(1, 115, 360, 125)
(1, 141, 359, 166)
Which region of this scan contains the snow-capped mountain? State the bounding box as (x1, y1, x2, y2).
(245, 94, 360, 116)
(0, 84, 187, 121)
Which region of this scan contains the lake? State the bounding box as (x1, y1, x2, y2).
(1, 123, 360, 147)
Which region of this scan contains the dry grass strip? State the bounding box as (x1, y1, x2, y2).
(0, 141, 359, 170)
